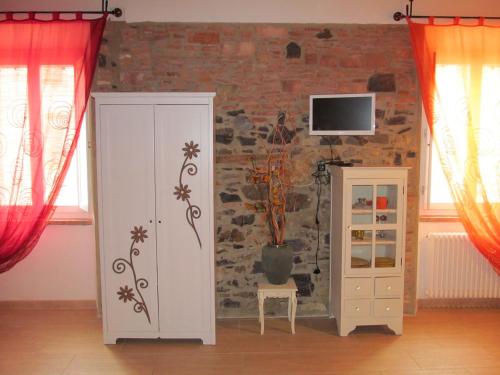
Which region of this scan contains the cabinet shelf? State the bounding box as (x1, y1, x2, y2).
(375, 209, 397, 214)
(352, 240, 371, 245)
(352, 209, 372, 215)
(375, 240, 396, 245)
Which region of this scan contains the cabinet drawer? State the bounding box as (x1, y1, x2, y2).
(375, 277, 402, 297)
(373, 299, 402, 317)
(344, 278, 373, 298)
(344, 299, 371, 317)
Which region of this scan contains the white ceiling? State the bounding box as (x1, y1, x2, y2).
(1, 0, 499, 24)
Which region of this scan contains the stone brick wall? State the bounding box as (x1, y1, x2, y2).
(94, 22, 420, 317)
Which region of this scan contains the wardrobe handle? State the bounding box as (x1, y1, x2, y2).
(149, 220, 153, 223)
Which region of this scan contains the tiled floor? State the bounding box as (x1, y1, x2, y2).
(0, 308, 499, 374)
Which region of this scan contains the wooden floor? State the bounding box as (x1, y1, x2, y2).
(0, 308, 499, 374)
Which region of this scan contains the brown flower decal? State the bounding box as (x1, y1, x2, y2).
(173, 184, 191, 201)
(130, 226, 148, 243)
(182, 141, 200, 159)
(117, 285, 135, 303)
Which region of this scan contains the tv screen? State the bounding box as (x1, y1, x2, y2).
(309, 94, 375, 135)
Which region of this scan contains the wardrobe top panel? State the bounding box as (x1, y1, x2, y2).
(92, 92, 216, 105)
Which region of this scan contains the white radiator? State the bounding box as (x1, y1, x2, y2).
(420, 233, 500, 299)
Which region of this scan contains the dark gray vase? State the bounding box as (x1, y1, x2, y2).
(262, 243, 293, 285)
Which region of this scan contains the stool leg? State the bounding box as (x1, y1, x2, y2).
(288, 296, 292, 322)
(291, 295, 297, 334)
(259, 296, 264, 335)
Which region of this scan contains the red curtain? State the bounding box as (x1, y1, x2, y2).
(0, 14, 106, 272)
(407, 17, 500, 273)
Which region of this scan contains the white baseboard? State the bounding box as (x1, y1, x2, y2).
(0, 300, 97, 310)
(418, 298, 500, 309)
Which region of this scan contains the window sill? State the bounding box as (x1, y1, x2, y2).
(48, 217, 93, 225)
(49, 206, 93, 225)
(419, 215, 460, 222)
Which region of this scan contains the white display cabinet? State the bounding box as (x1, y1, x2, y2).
(330, 166, 408, 336)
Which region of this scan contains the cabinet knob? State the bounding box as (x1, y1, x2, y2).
(387, 286, 392, 290)
(149, 220, 153, 223)
(385, 306, 391, 311)
(355, 286, 361, 291)
(347, 225, 352, 230)
(355, 306, 360, 311)
(158, 220, 162, 224)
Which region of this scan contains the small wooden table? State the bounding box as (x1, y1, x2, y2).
(257, 278, 298, 335)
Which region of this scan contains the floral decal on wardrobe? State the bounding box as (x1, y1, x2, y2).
(174, 141, 202, 248)
(112, 225, 151, 324)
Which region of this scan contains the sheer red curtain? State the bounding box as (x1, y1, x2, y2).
(407, 17, 500, 273)
(0, 14, 106, 272)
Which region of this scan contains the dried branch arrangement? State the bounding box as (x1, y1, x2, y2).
(247, 111, 294, 246)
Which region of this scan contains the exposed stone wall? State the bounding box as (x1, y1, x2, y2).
(94, 22, 420, 317)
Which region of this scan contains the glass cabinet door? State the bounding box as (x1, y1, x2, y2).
(351, 185, 373, 225)
(346, 180, 402, 274)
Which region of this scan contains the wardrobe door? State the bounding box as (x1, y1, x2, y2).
(154, 105, 212, 339)
(99, 105, 159, 334)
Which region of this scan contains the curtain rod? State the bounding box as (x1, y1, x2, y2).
(0, 0, 122, 18)
(0, 9, 122, 18)
(393, 0, 500, 21)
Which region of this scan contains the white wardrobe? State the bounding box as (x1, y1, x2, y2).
(93, 93, 216, 344)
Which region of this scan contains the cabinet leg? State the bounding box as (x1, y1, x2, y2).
(103, 334, 118, 345)
(387, 320, 403, 335)
(291, 295, 297, 334)
(338, 323, 356, 337)
(201, 334, 216, 345)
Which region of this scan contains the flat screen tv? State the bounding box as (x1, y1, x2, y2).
(309, 93, 376, 135)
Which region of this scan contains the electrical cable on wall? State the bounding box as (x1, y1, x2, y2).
(311, 136, 353, 275)
(313, 175, 323, 274)
(311, 160, 330, 274)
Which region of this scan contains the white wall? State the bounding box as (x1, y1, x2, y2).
(1, 0, 499, 24)
(0, 225, 97, 301)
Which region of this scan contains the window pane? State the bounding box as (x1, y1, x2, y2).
(429, 141, 454, 205)
(479, 66, 500, 203)
(0, 66, 88, 209)
(0, 67, 32, 205)
(56, 122, 87, 207)
(40, 65, 76, 203)
(429, 65, 469, 206)
(428, 64, 500, 207)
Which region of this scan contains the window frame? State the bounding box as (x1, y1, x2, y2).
(419, 104, 459, 219)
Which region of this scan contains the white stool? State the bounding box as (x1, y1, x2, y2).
(257, 278, 298, 335)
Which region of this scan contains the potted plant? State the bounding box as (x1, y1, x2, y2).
(247, 111, 294, 284)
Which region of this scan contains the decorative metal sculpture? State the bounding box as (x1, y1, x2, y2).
(174, 141, 202, 249)
(112, 225, 151, 324)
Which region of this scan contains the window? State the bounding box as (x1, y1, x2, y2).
(421, 64, 500, 215)
(0, 65, 90, 221)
